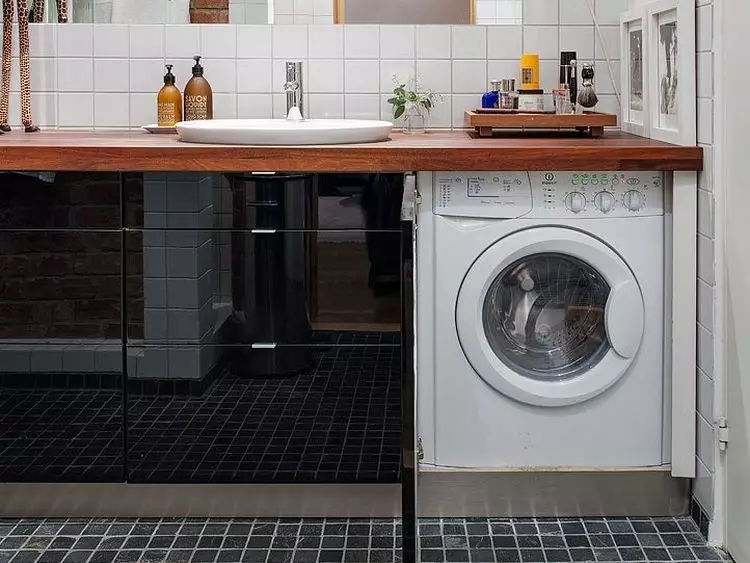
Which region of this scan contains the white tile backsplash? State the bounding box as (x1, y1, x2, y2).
(344, 25, 379, 59)
(308, 25, 343, 59)
(94, 58, 130, 92)
(94, 93, 130, 127)
(58, 59, 93, 92)
(165, 25, 200, 59)
(129, 25, 164, 59)
(58, 24, 93, 57)
(451, 26, 487, 60)
(416, 60, 453, 93)
(94, 24, 128, 58)
(58, 93, 94, 127)
(594, 25, 620, 60)
(344, 60, 380, 93)
(21, 14, 630, 130)
(452, 60, 487, 95)
(523, 26, 559, 60)
(29, 24, 57, 58)
(237, 25, 273, 58)
(237, 59, 273, 92)
(379, 26, 415, 60)
(202, 25, 237, 58)
(487, 26, 521, 59)
(273, 25, 308, 58)
(416, 26, 451, 60)
(308, 93, 344, 118)
(595, 0, 630, 25)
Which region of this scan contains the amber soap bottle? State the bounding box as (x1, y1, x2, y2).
(157, 64, 182, 126)
(183, 55, 213, 121)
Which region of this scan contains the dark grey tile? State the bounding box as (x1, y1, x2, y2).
(318, 550, 343, 563)
(48, 541, 74, 552)
(446, 550, 471, 562)
(617, 547, 645, 561)
(114, 552, 143, 563)
(677, 520, 699, 534)
(245, 538, 271, 550)
(561, 523, 585, 536)
(148, 538, 174, 550)
(320, 537, 344, 549)
(58, 526, 84, 537)
(538, 524, 562, 536)
(216, 550, 243, 562)
(468, 537, 492, 550)
(368, 551, 393, 563)
(123, 538, 148, 550)
(519, 548, 545, 562)
(470, 548, 495, 562)
(37, 552, 67, 563)
(1, 538, 28, 550)
(191, 550, 219, 563)
(298, 537, 322, 550)
(654, 521, 680, 534)
(661, 534, 687, 547)
(24, 538, 53, 551)
(612, 535, 638, 547)
(692, 546, 723, 561)
(495, 549, 521, 563)
(141, 550, 169, 563)
(131, 525, 157, 536)
(667, 547, 695, 561)
(165, 551, 193, 563)
(467, 524, 490, 536)
(591, 534, 616, 548)
(292, 550, 318, 563)
(493, 537, 517, 549)
(570, 548, 594, 561)
(174, 537, 199, 549)
(593, 548, 621, 561)
(545, 549, 570, 562)
(632, 522, 657, 534)
(154, 526, 181, 537)
(514, 525, 538, 536)
(443, 525, 465, 536)
(684, 534, 706, 546)
(240, 551, 267, 563)
(420, 551, 444, 563)
(636, 535, 663, 547)
(203, 525, 227, 536)
(343, 551, 368, 563)
(11, 552, 42, 563)
(63, 552, 92, 563)
(492, 524, 513, 536)
(445, 536, 468, 549)
(541, 537, 565, 549)
(89, 552, 117, 563)
(73, 538, 101, 551)
(565, 536, 590, 548)
(197, 538, 222, 550)
(516, 537, 541, 549)
(643, 547, 670, 561)
(608, 521, 633, 534)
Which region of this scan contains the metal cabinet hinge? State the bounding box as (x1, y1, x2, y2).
(417, 437, 424, 461)
(718, 418, 729, 452)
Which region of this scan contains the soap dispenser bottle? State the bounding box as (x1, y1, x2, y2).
(183, 55, 213, 121)
(157, 64, 182, 126)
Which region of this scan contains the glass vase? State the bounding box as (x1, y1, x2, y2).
(403, 104, 427, 134)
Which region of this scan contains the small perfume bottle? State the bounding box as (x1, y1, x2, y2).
(482, 80, 500, 109)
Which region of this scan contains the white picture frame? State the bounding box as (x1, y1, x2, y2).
(645, 0, 696, 145)
(620, 8, 649, 138)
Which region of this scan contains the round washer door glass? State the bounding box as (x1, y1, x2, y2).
(483, 253, 610, 381)
(456, 227, 645, 407)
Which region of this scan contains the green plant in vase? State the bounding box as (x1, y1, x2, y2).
(388, 77, 442, 134)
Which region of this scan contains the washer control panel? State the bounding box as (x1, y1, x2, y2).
(433, 171, 664, 218)
(531, 172, 664, 218)
(433, 172, 532, 218)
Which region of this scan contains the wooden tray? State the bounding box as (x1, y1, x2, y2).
(465, 110, 618, 137)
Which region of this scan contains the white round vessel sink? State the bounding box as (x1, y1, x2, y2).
(175, 119, 394, 145)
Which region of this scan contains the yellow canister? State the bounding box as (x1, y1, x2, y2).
(520, 53, 540, 91)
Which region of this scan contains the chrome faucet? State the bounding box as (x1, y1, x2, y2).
(283, 61, 304, 119)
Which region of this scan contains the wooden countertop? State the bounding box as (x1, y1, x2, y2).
(0, 130, 702, 172)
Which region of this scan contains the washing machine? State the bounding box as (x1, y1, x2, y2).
(417, 171, 669, 470)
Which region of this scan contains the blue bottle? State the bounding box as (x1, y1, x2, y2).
(482, 80, 499, 109)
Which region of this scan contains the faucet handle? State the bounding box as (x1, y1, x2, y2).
(283, 81, 299, 93)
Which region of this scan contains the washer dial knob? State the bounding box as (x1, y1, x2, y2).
(564, 192, 587, 213)
(623, 190, 644, 211)
(594, 191, 616, 213)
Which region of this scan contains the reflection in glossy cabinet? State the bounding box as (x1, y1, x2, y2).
(0, 172, 125, 483)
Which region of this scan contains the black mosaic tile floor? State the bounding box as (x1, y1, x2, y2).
(0, 390, 123, 483)
(0, 517, 728, 563)
(128, 345, 402, 484)
(0, 336, 401, 484)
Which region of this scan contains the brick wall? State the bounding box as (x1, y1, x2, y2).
(0, 173, 144, 340)
(190, 0, 229, 23)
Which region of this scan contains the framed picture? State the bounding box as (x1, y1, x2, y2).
(620, 9, 648, 137)
(646, 0, 696, 145)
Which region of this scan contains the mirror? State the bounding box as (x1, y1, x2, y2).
(39, 0, 522, 25)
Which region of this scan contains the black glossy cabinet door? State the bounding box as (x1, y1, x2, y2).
(0, 172, 126, 482)
(123, 173, 405, 484)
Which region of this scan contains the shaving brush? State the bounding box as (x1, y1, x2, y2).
(577, 64, 599, 109)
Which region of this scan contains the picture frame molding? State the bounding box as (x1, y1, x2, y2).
(645, 0, 696, 146)
(620, 8, 649, 138)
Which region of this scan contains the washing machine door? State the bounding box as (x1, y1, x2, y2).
(456, 226, 645, 407)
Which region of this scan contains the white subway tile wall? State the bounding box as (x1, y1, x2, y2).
(692, 0, 716, 518)
(14, 0, 628, 130)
